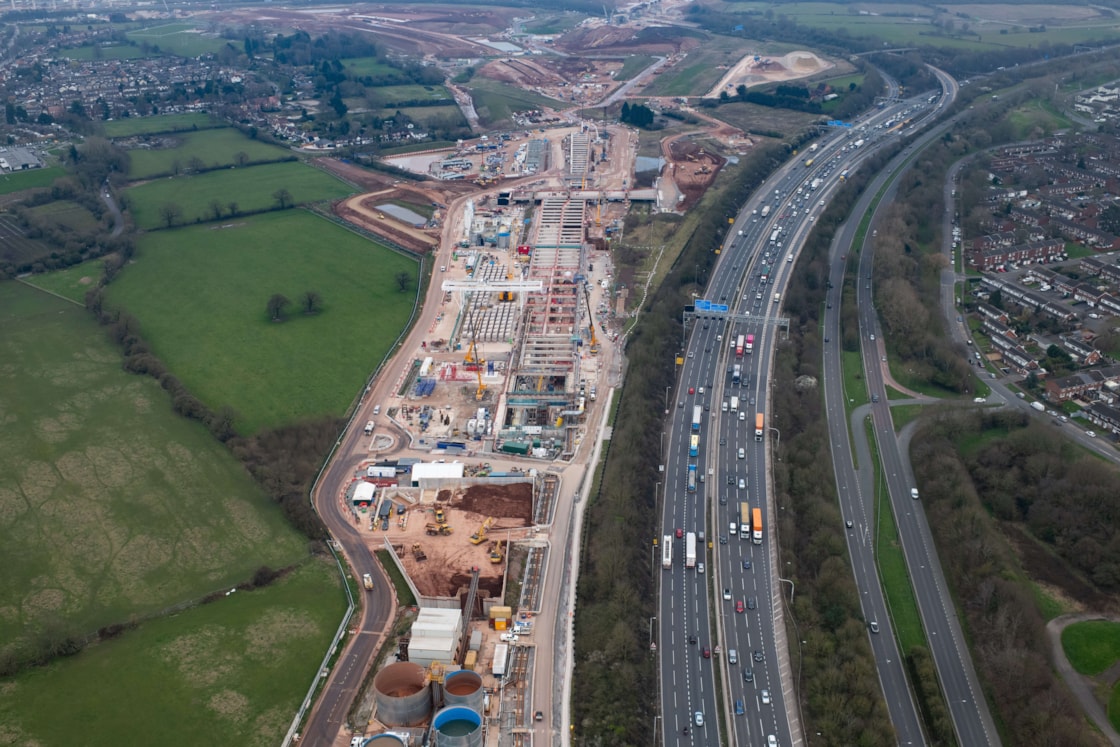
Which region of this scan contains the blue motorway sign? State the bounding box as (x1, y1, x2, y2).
(695, 300, 729, 313)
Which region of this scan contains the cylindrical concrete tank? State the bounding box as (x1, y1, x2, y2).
(364, 735, 408, 746)
(433, 706, 483, 747)
(373, 662, 432, 727)
(443, 670, 484, 712)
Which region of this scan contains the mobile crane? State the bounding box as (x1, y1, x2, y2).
(583, 283, 599, 355)
(463, 303, 486, 401)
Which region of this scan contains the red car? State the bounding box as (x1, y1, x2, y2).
(736, 600, 745, 614)
(689, 387, 695, 395)
(702, 646, 711, 659)
(675, 528, 683, 539)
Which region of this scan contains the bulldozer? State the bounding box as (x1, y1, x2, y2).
(469, 516, 495, 545)
(412, 543, 428, 561)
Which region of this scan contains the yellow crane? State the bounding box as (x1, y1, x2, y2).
(583, 283, 599, 355)
(463, 304, 486, 401)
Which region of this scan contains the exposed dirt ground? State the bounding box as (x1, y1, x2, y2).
(385, 482, 534, 598)
(556, 23, 705, 55)
(705, 50, 834, 99)
(665, 139, 726, 211)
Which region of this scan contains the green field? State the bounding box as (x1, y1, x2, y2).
(126, 161, 353, 230)
(642, 35, 768, 97)
(28, 200, 102, 234)
(343, 56, 399, 78)
(466, 78, 567, 125)
(0, 283, 309, 658)
(522, 12, 582, 35)
(106, 211, 417, 433)
(367, 84, 453, 105)
(0, 165, 64, 195)
(707, 101, 820, 137)
(1062, 620, 1120, 675)
(372, 105, 466, 127)
(0, 557, 343, 747)
(127, 128, 293, 179)
(59, 43, 147, 60)
(1007, 99, 1074, 139)
(616, 54, 657, 82)
(103, 113, 221, 138)
(22, 259, 105, 303)
(126, 23, 231, 57)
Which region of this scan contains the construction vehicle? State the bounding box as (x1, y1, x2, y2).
(583, 284, 599, 355)
(489, 539, 504, 564)
(463, 305, 486, 401)
(425, 522, 453, 536)
(412, 543, 428, 561)
(434, 506, 446, 524)
(470, 516, 495, 545)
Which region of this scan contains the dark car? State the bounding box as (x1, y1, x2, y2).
(535, 711, 544, 722)
(689, 634, 697, 645)
(748, 596, 757, 610)
(727, 475, 735, 485)
(753, 650, 764, 662)
(742, 559, 751, 570)
(743, 668, 754, 683)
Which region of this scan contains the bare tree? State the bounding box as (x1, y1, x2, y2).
(209, 199, 223, 220)
(234, 151, 249, 167)
(395, 271, 410, 291)
(301, 290, 323, 314)
(187, 156, 205, 173)
(272, 187, 293, 210)
(227, 201, 239, 217)
(267, 293, 291, 321)
(159, 202, 183, 228)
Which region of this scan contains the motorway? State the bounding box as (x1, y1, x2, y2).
(657, 87, 943, 746)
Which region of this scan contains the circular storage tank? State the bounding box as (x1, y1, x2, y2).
(433, 706, 483, 747)
(443, 670, 484, 712)
(364, 736, 408, 746)
(373, 662, 432, 727)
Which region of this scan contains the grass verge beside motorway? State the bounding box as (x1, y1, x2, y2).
(1062, 620, 1120, 676)
(106, 211, 417, 433)
(0, 281, 310, 667)
(0, 557, 344, 747)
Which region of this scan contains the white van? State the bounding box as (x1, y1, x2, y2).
(722, 401, 729, 412)
(728, 649, 738, 664)
(773, 293, 781, 304)
(372, 404, 381, 416)
(730, 522, 738, 535)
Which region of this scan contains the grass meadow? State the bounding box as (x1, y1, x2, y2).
(126, 127, 293, 179)
(125, 22, 231, 57)
(466, 78, 567, 125)
(0, 557, 343, 747)
(106, 210, 417, 433)
(22, 258, 105, 303)
(103, 112, 221, 138)
(0, 166, 64, 195)
(59, 43, 147, 61)
(371, 104, 465, 127)
(28, 200, 102, 234)
(0, 282, 309, 659)
(1062, 620, 1120, 675)
(125, 161, 353, 230)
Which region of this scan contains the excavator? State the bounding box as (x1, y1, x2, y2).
(583, 283, 599, 356)
(489, 539, 504, 564)
(469, 516, 495, 545)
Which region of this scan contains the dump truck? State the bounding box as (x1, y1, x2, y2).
(363, 573, 374, 590)
(425, 522, 452, 536)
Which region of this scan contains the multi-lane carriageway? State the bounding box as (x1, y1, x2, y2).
(657, 91, 943, 747)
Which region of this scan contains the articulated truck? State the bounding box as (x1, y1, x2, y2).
(740, 503, 750, 539)
(685, 532, 697, 568)
(755, 412, 764, 441)
(752, 508, 762, 544)
(662, 536, 673, 569)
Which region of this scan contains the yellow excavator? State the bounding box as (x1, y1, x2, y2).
(489, 539, 504, 564)
(469, 516, 495, 545)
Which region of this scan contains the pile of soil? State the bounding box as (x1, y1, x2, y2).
(458, 482, 533, 523)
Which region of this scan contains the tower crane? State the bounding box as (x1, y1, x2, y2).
(583, 283, 599, 356)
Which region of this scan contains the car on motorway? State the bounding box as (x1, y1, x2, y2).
(698, 562, 705, 574)
(702, 646, 710, 659)
(743, 668, 754, 682)
(738, 448, 745, 459)
(742, 559, 751, 570)
(1088, 430, 1097, 438)
(699, 387, 705, 395)
(869, 333, 875, 341)
(846, 519, 854, 529)
(738, 478, 746, 489)
(719, 495, 727, 505)
(739, 411, 746, 421)
(870, 621, 880, 634)
(535, 710, 544, 721)
(720, 535, 728, 545)
(734, 699, 745, 715)
(727, 475, 734, 485)
(676, 527, 684, 538)
(689, 387, 695, 394)
(689, 634, 697, 644)
(723, 588, 732, 600)
(871, 394, 879, 403)
(910, 488, 919, 500)
(695, 712, 705, 727)
(748, 596, 757, 610)
(736, 600, 745, 613)
(719, 437, 726, 445)
(761, 689, 771, 705)
(753, 650, 764, 662)
(688, 351, 694, 358)
(768, 735, 778, 746)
